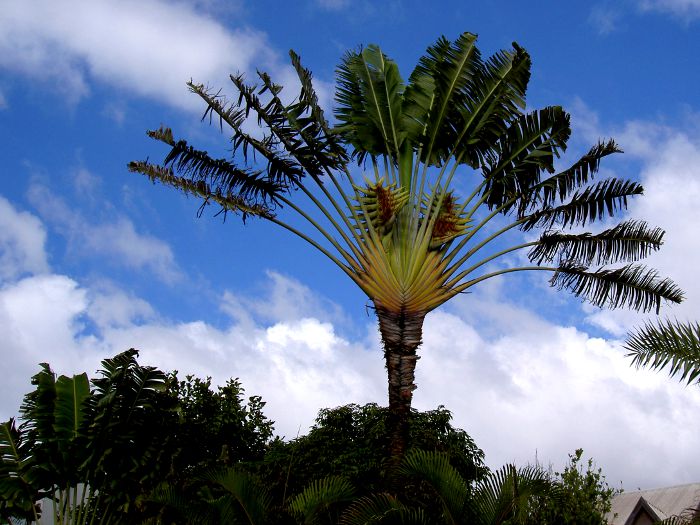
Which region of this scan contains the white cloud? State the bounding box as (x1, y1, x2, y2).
(0, 196, 50, 280)
(87, 281, 156, 329)
(0, 268, 384, 441)
(27, 182, 182, 283)
(0, 0, 281, 110)
(637, 0, 700, 18)
(571, 101, 700, 334)
(415, 296, 700, 489)
(1, 254, 698, 490)
(221, 270, 349, 326)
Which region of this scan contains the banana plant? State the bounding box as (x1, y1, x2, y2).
(0, 364, 94, 524)
(130, 31, 683, 464)
(1, 418, 40, 523)
(1, 350, 172, 525)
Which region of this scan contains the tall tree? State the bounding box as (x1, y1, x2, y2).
(130, 32, 682, 464)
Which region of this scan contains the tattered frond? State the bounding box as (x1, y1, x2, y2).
(550, 264, 683, 313)
(529, 220, 665, 266)
(230, 73, 327, 181)
(148, 126, 285, 201)
(188, 81, 307, 186)
(289, 50, 349, 169)
(128, 160, 275, 221)
(482, 106, 571, 211)
(625, 319, 700, 386)
(532, 139, 622, 207)
(521, 178, 644, 230)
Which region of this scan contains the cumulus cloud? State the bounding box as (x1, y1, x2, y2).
(1, 204, 698, 490)
(571, 101, 700, 335)
(0, 196, 50, 279)
(415, 293, 700, 489)
(0, 269, 384, 441)
(0, 0, 291, 110)
(27, 181, 182, 283)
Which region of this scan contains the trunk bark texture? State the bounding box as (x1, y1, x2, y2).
(376, 306, 426, 466)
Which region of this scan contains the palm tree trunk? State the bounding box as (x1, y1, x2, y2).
(375, 306, 426, 465)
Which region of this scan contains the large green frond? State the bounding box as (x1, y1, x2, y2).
(551, 264, 684, 313)
(401, 72, 436, 146)
(19, 363, 57, 445)
(204, 467, 271, 525)
(335, 45, 406, 164)
(468, 464, 552, 525)
(53, 373, 90, 484)
(529, 220, 665, 266)
(521, 178, 644, 230)
(410, 32, 480, 166)
(288, 476, 355, 525)
(533, 139, 622, 207)
(482, 106, 570, 211)
(399, 450, 467, 524)
(625, 319, 700, 386)
(454, 42, 532, 169)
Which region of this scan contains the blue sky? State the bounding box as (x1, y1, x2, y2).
(1, 0, 700, 490)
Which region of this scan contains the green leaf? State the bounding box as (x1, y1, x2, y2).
(529, 220, 665, 266)
(288, 476, 355, 525)
(482, 106, 571, 211)
(400, 450, 467, 524)
(335, 44, 406, 163)
(625, 319, 700, 386)
(468, 464, 552, 525)
(551, 264, 684, 313)
(521, 178, 644, 230)
(205, 467, 271, 525)
(0, 419, 40, 521)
